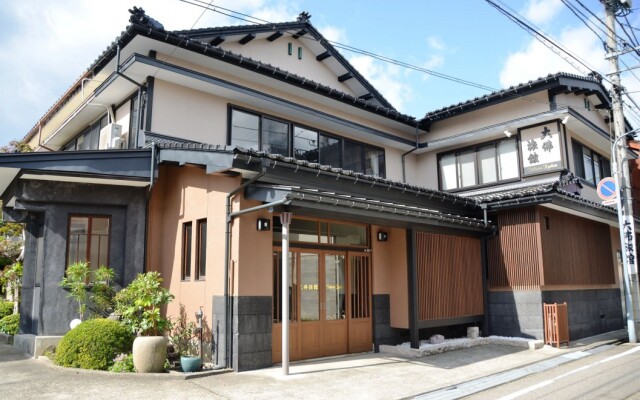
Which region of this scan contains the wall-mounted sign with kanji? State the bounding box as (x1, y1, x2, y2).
(520, 122, 563, 176)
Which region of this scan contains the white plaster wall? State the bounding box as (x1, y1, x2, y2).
(151, 79, 228, 145)
(555, 93, 610, 132)
(114, 99, 131, 148)
(426, 92, 550, 142)
(221, 38, 356, 95)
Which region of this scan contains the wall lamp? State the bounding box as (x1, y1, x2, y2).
(377, 231, 388, 241)
(503, 129, 513, 138)
(256, 218, 271, 231)
(562, 115, 570, 125)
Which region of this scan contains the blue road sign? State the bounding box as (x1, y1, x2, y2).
(597, 177, 617, 201)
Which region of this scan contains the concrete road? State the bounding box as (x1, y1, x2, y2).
(467, 343, 640, 400)
(0, 330, 628, 400)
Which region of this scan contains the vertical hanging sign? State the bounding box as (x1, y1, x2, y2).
(622, 215, 639, 275)
(520, 123, 563, 176)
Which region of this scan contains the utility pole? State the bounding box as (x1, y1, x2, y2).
(602, 0, 639, 343)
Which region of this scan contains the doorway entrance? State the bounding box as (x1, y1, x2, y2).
(272, 249, 372, 362)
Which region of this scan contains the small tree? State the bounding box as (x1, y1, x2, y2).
(91, 265, 116, 317)
(0, 262, 22, 314)
(60, 262, 90, 320)
(114, 272, 174, 336)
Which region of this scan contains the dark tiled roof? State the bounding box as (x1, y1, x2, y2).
(422, 72, 609, 125)
(24, 10, 415, 143)
(465, 174, 618, 217)
(232, 146, 480, 207)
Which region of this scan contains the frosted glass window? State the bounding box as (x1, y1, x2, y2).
(459, 150, 476, 187)
(478, 145, 497, 184)
(498, 138, 519, 180)
(440, 154, 457, 190)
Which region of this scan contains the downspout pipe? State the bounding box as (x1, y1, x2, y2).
(401, 122, 421, 183)
(223, 167, 267, 369)
(116, 43, 145, 88)
(143, 143, 157, 274)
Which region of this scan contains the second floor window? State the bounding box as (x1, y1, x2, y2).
(439, 137, 519, 190)
(572, 140, 610, 186)
(229, 107, 385, 177)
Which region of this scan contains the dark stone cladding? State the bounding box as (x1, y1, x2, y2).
(373, 294, 407, 350)
(212, 295, 272, 372)
(2, 179, 147, 336)
(542, 289, 623, 340)
(488, 289, 623, 341)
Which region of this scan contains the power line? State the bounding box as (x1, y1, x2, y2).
(176, 0, 636, 122)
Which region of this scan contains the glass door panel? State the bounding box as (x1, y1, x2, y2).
(300, 253, 319, 322)
(325, 254, 346, 320)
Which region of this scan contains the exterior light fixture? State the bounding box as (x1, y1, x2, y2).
(562, 115, 570, 125)
(257, 218, 271, 231)
(377, 231, 388, 241)
(503, 129, 512, 138)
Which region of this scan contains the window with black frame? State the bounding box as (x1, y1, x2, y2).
(572, 140, 610, 185)
(439, 137, 519, 190)
(229, 107, 386, 177)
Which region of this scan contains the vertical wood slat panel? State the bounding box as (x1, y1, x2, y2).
(416, 232, 483, 321)
(487, 207, 541, 290)
(539, 208, 615, 285)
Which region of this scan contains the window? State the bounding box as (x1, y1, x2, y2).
(229, 107, 386, 177)
(230, 109, 260, 150)
(182, 222, 192, 280)
(572, 140, 610, 186)
(273, 217, 369, 247)
(262, 118, 289, 156)
(195, 219, 207, 280)
(67, 216, 110, 270)
(438, 137, 519, 190)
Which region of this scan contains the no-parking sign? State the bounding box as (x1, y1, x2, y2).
(596, 177, 617, 201)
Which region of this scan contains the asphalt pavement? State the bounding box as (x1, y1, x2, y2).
(0, 330, 628, 400)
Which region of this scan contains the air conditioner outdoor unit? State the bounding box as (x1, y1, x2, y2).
(98, 124, 123, 149)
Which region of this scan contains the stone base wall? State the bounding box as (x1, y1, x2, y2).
(488, 291, 544, 339)
(212, 295, 272, 372)
(488, 289, 623, 341)
(372, 294, 407, 350)
(542, 289, 623, 340)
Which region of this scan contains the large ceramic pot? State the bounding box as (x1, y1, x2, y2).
(180, 355, 202, 372)
(132, 336, 167, 373)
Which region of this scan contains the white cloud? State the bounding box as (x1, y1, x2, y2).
(426, 36, 445, 51)
(349, 55, 413, 112)
(319, 26, 348, 44)
(0, 0, 298, 143)
(499, 24, 607, 88)
(523, 0, 563, 25)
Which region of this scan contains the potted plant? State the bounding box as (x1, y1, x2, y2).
(170, 304, 201, 372)
(114, 272, 174, 373)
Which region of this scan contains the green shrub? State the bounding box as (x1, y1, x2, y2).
(108, 353, 135, 373)
(0, 301, 13, 319)
(0, 314, 19, 335)
(54, 318, 133, 370)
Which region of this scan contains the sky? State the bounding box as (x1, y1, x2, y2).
(0, 0, 639, 146)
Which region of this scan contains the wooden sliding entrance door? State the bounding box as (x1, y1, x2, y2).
(272, 249, 372, 363)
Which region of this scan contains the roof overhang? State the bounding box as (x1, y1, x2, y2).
(483, 190, 630, 228)
(39, 49, 417, 151)
(245, 185, 491, 235)
(0, 149, 153, 196)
